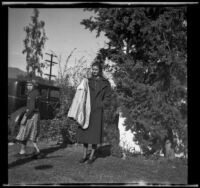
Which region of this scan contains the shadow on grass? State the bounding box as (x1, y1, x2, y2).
(34, 164, 53, 170)
(8, 144, 68, 169)
(95, 144, 111, 158)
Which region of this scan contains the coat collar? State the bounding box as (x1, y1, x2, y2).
(89, 76, 107, 82)
(88, 76, 109, 93)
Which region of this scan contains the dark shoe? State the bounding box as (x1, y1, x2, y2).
(79, 157, 88, 163)
(35, 153, 43, 159)
(85, 157, 96, 164)
(31, 151, 41, 159)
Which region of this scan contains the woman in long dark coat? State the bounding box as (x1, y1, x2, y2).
(77, 61, 111, 164)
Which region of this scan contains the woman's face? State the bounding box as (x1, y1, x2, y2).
(27, 83, 33, 91)
(92, 65, 100, 77)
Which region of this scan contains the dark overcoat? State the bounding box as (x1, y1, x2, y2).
(77, 76, 111, 144)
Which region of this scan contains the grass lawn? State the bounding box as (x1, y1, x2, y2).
(8, 140, 188, 185)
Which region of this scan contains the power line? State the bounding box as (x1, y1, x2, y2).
(44, 53, 58, 83)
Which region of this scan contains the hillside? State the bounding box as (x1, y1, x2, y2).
(8, 67, 26, 79)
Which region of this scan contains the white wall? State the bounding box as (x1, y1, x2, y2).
(118, 111, 142, 153)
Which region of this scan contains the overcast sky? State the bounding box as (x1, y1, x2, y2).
(8, 8, 108, 79)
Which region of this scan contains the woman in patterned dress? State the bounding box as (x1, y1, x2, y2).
(15, 80, 41, 157)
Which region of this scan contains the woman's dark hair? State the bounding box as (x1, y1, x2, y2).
(91, 60, 103, 76)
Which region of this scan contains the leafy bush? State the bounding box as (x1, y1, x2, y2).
(39, 117, 78, 144)
(39, 119, 59, 142)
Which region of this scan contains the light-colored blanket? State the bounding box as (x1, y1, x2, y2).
(67, 78, 91, 129)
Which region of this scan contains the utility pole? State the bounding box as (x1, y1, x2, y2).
(44, 53, 58, 83)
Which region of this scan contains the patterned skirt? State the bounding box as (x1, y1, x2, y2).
(16, 113, 40, 142)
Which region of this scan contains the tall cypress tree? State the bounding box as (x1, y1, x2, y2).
(81, 7, 187, 156)
(22, 8, 48, 78)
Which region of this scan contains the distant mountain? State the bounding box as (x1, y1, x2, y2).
(8, 67, 58, 86)
(8, 67, 26, 79)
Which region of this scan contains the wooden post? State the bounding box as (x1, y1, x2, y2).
(44, 53, 58, 83)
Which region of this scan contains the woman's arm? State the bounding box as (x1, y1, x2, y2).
(102, 82, 112, 109)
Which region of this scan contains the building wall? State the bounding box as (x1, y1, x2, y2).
(118, 112, 142, 153)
